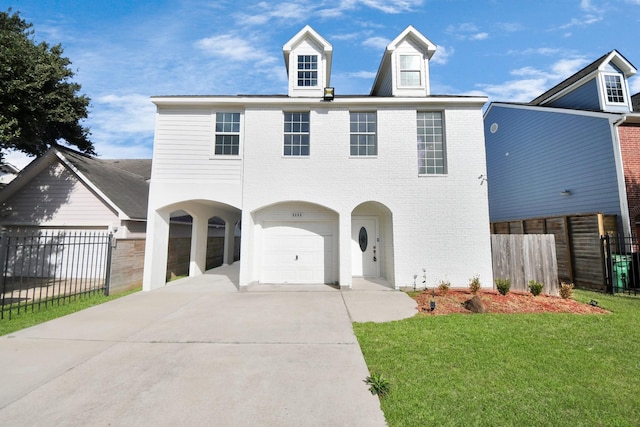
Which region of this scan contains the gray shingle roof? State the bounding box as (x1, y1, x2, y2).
(632, 92, 640, 112)
(58, 147, 151, 220)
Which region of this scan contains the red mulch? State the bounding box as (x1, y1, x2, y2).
(413, 289, 609, 315)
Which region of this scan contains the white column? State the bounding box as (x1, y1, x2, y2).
(142, 210, 170, 291)
(339, 212, 352, 289)
(189, 213, 208, 276)
(223, 217, 238, 265)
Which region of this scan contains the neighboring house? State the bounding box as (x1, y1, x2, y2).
(0, 163, 20, 188)
(484, 50, 640, 288)
(143, 25, 493, 291)
(484, 50, 640, 235)
(0, 146, 151, 292)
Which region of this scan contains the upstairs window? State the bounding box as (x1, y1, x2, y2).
(215, 112, 240, 155)
(417, 111, 446, 175)
(284, 112, 310, 156)
(350, 112, 377, 156)
(297, 55, 318, 87)
(604, 74, 625, 103)
(399, 55, 421, 87)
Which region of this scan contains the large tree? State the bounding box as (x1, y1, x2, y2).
(0, 9, 94, 160)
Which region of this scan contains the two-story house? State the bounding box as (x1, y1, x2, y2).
(142, 25, 493, 290)
(484, 50, 640, 288)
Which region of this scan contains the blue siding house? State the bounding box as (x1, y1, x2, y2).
(485, 50, 640, 236)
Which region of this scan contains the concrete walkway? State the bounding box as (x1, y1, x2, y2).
(0, 263, 417, 426)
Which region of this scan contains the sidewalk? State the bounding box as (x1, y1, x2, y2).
(0, 264, 417, 426)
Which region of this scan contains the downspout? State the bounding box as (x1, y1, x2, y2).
(612, 115, 631, 237)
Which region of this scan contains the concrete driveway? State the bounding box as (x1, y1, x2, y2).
(0, 263, 417, 426)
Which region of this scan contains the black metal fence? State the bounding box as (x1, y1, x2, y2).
(0, 231, 113, 320)
(601, 234, 640, 295)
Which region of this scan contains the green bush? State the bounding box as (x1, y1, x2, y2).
(468, 275, 481, 294)
(528, 280, 544, 296)
(559, 282, 574, 299)
(495, 278, 511, 296)
(364, 373, 391, 398)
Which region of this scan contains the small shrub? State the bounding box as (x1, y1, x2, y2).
(468, 275, 481, 294)
(364, 373, 391, 398)
(559, 282, 574, 299)
(495, 278, 511, 296)
(438, 280, 451, 296)
(528, 280, 544, 296)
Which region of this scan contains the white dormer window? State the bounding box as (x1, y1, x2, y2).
(297, 55, 318, 87)
(399, 55, 421, 87)
(603, 74, 625, 103)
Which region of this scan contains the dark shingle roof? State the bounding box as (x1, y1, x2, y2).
(57, 147, 151, 220)
(632, 92, 640, 112)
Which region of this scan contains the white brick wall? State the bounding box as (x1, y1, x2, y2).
(144, 97, 493, 290)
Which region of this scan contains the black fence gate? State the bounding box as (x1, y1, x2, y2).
(0, 230, 113, 319)
(601, 234, 640, 295)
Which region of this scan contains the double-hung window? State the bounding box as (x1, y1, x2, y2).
(284, 112, 310, 156)
(297, 55, 318, 87)
(399, 55, 421, 87)
(417, 111, 446, 174)
(350, 112, 377, 156)
(603, 74, 625, 104)
(215, 112, 240, 155)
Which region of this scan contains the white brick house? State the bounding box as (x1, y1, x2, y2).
(142, 25, 493, 290)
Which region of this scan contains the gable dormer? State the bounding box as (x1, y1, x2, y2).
(371, 25, 437, 97)
(530, 50, 636, 113)
(283, 26, 332, 98)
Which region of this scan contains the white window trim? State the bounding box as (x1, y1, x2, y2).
(211, 110, 243, 159)
(417, 110, 447, 176)
(601, 73, 627, 105)
(398, 54, 423, 88)
(349, 111, 378, 158)
(295, 54, 319, 89)
(283, 111, 311, 158)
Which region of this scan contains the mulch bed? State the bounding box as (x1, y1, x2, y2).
(413, 289, 609, 315)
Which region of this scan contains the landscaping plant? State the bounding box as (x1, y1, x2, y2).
(364, 373, 391, 398)
(495, 278, 511, 295)
(468, 275, 481, 294)
(528, 280, 544, 296)
(437, 280, 450, 296)
(560, 282, 574, 299)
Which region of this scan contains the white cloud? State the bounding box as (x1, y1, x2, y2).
(2, 150, 35, 170)
(195, 34, 264, 62)
(362, 36, 390, 50)
(347, 71, 377, 79)
(446, 23, 488, 41)
(507, 47, 566, 56)
(431, 45, 452, 65)
(357, 0, 424, 13)
(471, 32, 489, 41)
(476, 57, 589, 102)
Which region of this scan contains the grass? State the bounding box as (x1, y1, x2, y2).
(0, 288, 140, 336)
(353, 289, 640, 426)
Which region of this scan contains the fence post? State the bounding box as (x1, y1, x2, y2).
(104, 233, 114, 296)
(0, 229, 7, 319)
(602, 234, 613, 294)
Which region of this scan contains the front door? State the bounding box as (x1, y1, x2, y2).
(351, 217, 378, 277)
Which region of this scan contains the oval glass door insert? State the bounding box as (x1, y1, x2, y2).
(359, 227, 368, 252)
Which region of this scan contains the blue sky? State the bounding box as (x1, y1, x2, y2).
(4, 0, 640, 167)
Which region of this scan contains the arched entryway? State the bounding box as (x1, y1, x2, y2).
(351, 201, 394, 285)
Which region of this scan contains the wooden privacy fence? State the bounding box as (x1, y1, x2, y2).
(491, 234, 559, 296)
(491, 213, 618, 290)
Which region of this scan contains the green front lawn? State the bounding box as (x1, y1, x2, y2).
(0, 288, 140, 336)
(354, 290, 640, 426)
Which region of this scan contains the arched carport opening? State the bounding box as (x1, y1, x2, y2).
(351, 201, 394, 286)
(143, 199, 241, 291)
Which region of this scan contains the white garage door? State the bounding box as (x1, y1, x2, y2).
(262, 221, 333, 284)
